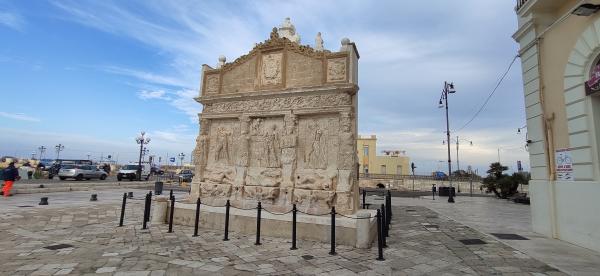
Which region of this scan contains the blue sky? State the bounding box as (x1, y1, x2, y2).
(0, 0, 528, 174)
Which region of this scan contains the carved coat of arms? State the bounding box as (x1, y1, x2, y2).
(262, 53, 282, 85)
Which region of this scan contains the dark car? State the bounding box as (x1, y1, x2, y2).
(177, 169, 194, 182)
(151, 166, 164, 175)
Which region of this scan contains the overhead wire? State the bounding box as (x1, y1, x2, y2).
(454, 54, 520, 133)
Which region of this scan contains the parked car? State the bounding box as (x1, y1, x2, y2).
(151, 166, 164, 175)
(177, 169, 194, 182)
(49, 159, 93, 179)
(118, 163, 151, 181)
(58, 165, 108, 181)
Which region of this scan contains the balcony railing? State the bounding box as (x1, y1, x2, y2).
(516, 0, 530, 11)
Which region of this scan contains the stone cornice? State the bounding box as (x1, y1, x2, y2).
(195, 83, 358, 105)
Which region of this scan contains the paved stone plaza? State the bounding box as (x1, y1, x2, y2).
(0, 189, 578, 275)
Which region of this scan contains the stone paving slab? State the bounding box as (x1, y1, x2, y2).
(0, 197, 566, 275)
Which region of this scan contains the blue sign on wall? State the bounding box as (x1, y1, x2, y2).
(169, 157, 176, 163)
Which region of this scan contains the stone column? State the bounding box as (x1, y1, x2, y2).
(355, 211, 374, 248)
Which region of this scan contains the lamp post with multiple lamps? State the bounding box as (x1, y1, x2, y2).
(38, 146, 46, 161)
(135, 132, 151, 181)
(178, 153, 186, 168)
(439, 81, 456, 203)
(55, 144, 64, 160)
(443, 136, 473, 173)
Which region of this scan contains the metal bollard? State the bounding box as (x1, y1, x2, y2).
(290, 204, 297, 250)
(255, 202, 262, 245)
(376, 209, 385, 261)
(381, 207, 388, 248)
(39, 197, 49, 205)
(90, 194, 97, 201)
(169, 189, 173, 199)
(119, 193, 127, 227)
(142, 193, 149, 230)
(362, 189, 366, 209)
(168, 195, 175, 233)
(193, 197, 201, 237)
(127, 191, 133, 198)
(145, 192, 152, 223)
(223, 200, 230, 241)
(329, 207, 336, 255)
(387, 190, 392, 221)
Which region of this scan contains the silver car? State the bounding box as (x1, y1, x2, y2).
(58, 165, 108, 181)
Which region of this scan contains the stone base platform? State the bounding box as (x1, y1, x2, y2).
(153, 197, 377, 248)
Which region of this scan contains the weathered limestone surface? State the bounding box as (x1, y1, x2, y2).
(191, 19, 360, 215)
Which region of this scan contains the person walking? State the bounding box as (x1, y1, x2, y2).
(2, 162, 20, 197)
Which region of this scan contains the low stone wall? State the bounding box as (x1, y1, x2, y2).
(8, 181, 156, 194)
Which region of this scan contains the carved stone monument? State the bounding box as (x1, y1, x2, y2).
(191, 18, 360, 216)
(168, 18, 372, 247)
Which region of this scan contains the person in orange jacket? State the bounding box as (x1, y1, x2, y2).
(2, 162, 20, 197)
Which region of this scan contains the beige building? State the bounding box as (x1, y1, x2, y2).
(357, 135, 410, 175)
(514, 0, 600, 252)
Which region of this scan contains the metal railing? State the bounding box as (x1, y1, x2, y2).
(359, 173, 480, 182)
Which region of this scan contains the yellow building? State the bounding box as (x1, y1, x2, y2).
(514, 0, 600, 252)
(356, 135, 410, 175)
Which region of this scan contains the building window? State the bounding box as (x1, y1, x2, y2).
(363, 145, 369, 156)
(397, 165, 402, 175)
(381, 165, 386, 174)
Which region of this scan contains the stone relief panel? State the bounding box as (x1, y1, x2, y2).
(203, 93, 351, 114)
(204, 74, 220, 95)
(261, 52, 283, 86)
(297, 115, 339, 170)
(249, 117, 284, 168)
(326, 57, 347, 82)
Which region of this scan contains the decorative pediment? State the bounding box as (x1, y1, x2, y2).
(221, 28, 330, 73)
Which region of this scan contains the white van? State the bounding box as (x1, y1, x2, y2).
(117, 163, 151, 181)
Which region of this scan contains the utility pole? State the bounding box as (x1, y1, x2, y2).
(456, 136, 460, 172)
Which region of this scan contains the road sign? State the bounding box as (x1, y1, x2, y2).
(517, 160, 523, 172)
(169, 157, 176, 163)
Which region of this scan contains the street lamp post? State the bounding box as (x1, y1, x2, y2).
(439, 81, 456, 203)
(135, 132, 151, 181)
(178, 153, 185, 168)
(38, 146, 46, 161)
(444, 136, 473, 173)
(55, 144, 64, 160)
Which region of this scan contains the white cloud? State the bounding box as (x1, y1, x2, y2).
(101, 66, 189, 88)
(0, 11, 24, 31)
(138, 90, 170, 100)
(0, 112, 40, 122)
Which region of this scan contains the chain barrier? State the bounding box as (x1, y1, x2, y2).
(116, 191, 392, 261)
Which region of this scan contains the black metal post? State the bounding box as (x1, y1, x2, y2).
(387, 190, 392, 221)
(119, 193, 126, 227)
(381, 204, 388, 247)
(193, 197, 201, 237)
(169, 189, 173, 199)
(255, 202, 262, 245)
(223, 200, 230, 241)
(291, 204, 297, 250)
(145, 192, 152, 223)
(168, 195, 175, 233)
(329, 207, 336, 255)
(142, 193, 149, 229)
(362, 189, 366, 209)
(376, 209, 384, 261)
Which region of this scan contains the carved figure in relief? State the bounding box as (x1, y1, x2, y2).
(305, 121, 326, 169)
(215, 127, 231, 164)
(238, 116, 251, 166)
(265, 124, 280, 168)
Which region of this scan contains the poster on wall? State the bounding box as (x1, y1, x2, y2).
(585, 64, 600, 96)
(555, 148, 574, 181)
